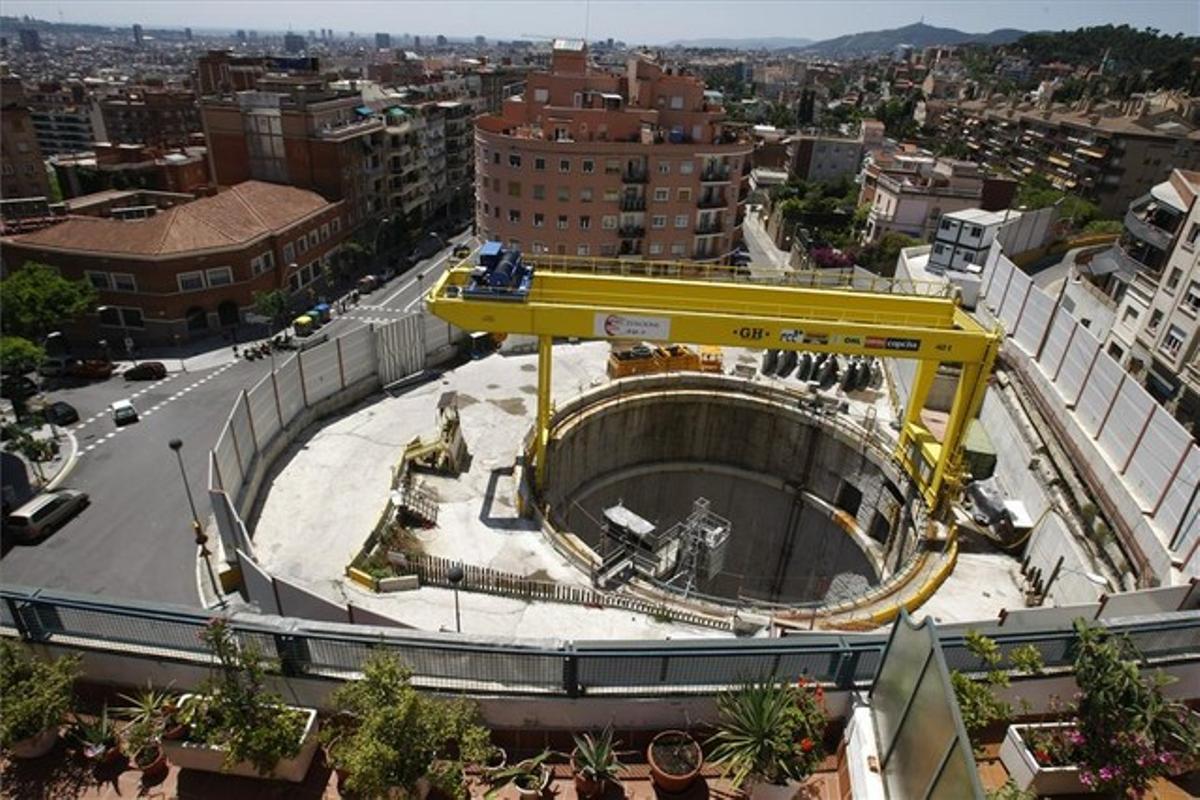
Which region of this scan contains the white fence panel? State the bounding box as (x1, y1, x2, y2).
(1075, 353, 1122, 438)
(985, 252, 1013, 310)
(300, 341, 341, 405)
(1013, 284, 1054, 356)
(339, 326, 376, 385)
(423, 313, 462, 365)
(275, 577, 350, 623)
(246, 375, 282, 450)
(238, 550, 281, 616)
(1096, 378, 1156, 494)
(213, 419, 243, 494)
(229, 398, 255, 474)
(1097, 585, 1192, 618)
(1053, 324, 1101, 406)
(1154, 445, 1200, 550)
(377, 314, 425, 384)
(1037, 307, 1076, 380)
(275, 355, 304, 425)
(997, 267, 1031, 333)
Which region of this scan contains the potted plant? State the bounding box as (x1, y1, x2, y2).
(486, 750, 553, 799)
(160, 619, 317, 782)
(117, 685, 174, 780)
(74, 703, 124, 766)
(647, 730, 703, 793)
(322, 652, 494, 798)
(708, 679, 827, 799)
(0, 640, 79, 759)
(571, 727, 624, 799)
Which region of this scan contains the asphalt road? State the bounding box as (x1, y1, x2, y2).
(0, 233, 475, 606)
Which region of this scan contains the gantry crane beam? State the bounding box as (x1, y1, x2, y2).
(426, 261, 1001, 511)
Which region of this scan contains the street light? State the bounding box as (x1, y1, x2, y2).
(448, 563, 465, 633)
(169, 438, 224, 606)
(96, 306, 137, 366)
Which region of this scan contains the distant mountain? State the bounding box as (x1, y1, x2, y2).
(799, 22, 1026, 57)
(664, 36, 813, 50)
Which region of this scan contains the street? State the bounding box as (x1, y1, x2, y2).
(0, 232, 473, 605)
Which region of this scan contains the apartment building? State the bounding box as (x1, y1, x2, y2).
(932, 93, 1200, 217)
(0, 181, 346, 344)
(860, 156, 1016, 244)
(49, 142, 211, 199)
(786, 120, 881, 184)
(27, 81, 107, 155)
(1093, 170, 1200, 425)
(200, 72, 387, 229)
(98, 87, 202, 148)
(0, 75, 52, 200)
(474, 40, 751, 261)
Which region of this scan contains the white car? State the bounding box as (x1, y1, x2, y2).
(110, 399, 139, 426)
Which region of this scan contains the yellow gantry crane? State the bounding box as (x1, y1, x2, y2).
(426, 250, 1001, 512)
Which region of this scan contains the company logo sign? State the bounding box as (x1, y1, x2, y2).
(733, 326, 769, 341)
(865, 336, 922, 351)
(593, 313, 671, 340)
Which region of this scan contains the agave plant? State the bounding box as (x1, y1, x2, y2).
(572, 727, 623, 782)
(707, 680, 825, 788)
(485, 750, 553, 798)
(74, 703, 120, 762)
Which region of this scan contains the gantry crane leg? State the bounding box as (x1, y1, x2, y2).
(534, 334, 553, 487)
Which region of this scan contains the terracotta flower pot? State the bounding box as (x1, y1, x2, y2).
(647, 730, 703, 793)
(571, 751, 607, 799)
(9, 726, 58, 759)
(135, 745, 169, 780)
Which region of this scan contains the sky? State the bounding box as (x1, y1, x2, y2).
(2, 0, 1197, 43)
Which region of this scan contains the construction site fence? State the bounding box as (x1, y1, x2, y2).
(978, 240, 1200, 578)
(397, 553, 732, 631)
(3, 585, 1198, 698)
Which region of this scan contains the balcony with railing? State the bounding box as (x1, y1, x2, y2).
(618, 241, 643, 256)
(622, 168, 649, 184)
(698, 192, 727, 209)
(700, 163, 732, 183)
(1124, 208, 1177, 252)
(696, 219, 724, 235)
(619, 225, 646, 238)
(620, 195, 647, 212)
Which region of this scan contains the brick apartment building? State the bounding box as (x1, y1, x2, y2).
(27, 81, 107, 155)
(98, 87, 202, 148)
(1, 75, 52, 199)
(200, 72, 387, 230)
(474, 40, 752, 261)
(0, 181, 346, 344)
(50, 142, 211, 199)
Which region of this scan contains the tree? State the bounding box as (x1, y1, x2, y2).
(1016, 175, 1102, 229)
(859, 232, 922, 277)
(252, 289, 292, 336)
(0, 262, 97, 341)
(0, 337, 44, 376)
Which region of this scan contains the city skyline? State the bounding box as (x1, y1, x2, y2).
(3, 0, 1197, 43)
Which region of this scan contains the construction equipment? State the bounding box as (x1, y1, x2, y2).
(607, 343, 710, 378)
(427, 247, 1001, 512)
(402, 392, 469, 476)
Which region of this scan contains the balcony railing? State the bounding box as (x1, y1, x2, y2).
(1124, 209, 1175, 252)
(696, 221, 724, 235)
(621, 169, 649, 184)
(619, 195, 647, 211)
(698, 194, 727, 209)
(618, 242, 643, 256)
(700, 164, 732, 182)
(619, 225, 646, 238)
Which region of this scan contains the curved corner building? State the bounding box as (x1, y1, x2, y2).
(474, 39, 752, 262)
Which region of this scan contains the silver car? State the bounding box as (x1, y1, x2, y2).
(5, 489, 90, 542)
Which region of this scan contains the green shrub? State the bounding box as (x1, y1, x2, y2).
(0, 640, 79, 748)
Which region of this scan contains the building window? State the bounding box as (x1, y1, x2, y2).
(206, 267, 233, 287)
(577, 244, 590, 256)
(308, 231, 319, 249)
(1186, 223, 1200, 248)
(557, 186, 570, 202)
(533, 88, 549, 103)
(654, 188, 670, 202)
(111, 273, 137, 292)
(288, 272, 301, 292)
(605, 159, 621, 174)
(671, 242, 686, 255)
(670, 95, 684, 109)
(1148, 309, 1164, 331)
(582, 159, 595, 173)
(675, 214, 689, 229)
(970, 225, 983, 236)
(1107, 342, 1124, 360)
(934, 243, 947, 255)
(679, 160, 694, 175)
(508, 181, 521, 197)
(602, 215, 617, 229)
(534, 157, 546, 171)
(533, 184, 545, 200)
(532, 241, 547, 254)
(85, 271, 111, 290)
(559, 158, 570, 173)
(1185, 281, 1200, 314)
(649, 243, 664, 255)
(508, 209, 521, 223)
(534, 213, 545, 228)
(1122, 307, 1139, 324)
(600, 244, 617, 256)
(652, 215, 667, 228)
(557, 215, 568, 230)
(492, 152, 501, 164)
(493, 206, 500, 218)
(283, 242, 295, 263)
(678, 188, 691, 202)
(1161, 325, 1186, 355)
(509, 153, 521, 168)
(1166, 268, 1182, 291)
(658, 161, 671, 174)
(320, 223, 330, 241)
(604, 188, 619, 202)
(330, 217, 341, 234)
(580, 188, 593, 203)
(580, 215, 591, 230)
(177, 271, 205, 292)
(940, 219, 953, 231)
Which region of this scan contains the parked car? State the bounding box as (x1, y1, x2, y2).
(123, 362, 167, 381)
(452, 243, 472, 259)
(0, 375, 39, 401)
(68, 359, 114, 380)
(4, 489, 90, 542)
(110, 399, 139, 426)
(37, 356, 76, 377)
(44, 401, 79, 426)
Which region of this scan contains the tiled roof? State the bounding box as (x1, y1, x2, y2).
(6, 181, 332, 257)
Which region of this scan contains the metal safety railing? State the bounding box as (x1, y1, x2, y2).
(3, 586, 1198, 698)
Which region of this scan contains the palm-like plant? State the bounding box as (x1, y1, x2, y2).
(485, 750, 553, 798)
(572, 727, 623, 782)
(708, 680, 825, 789)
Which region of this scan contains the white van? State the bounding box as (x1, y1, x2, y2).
(111, 399, 139, 426)
(5, 489, 90, 542)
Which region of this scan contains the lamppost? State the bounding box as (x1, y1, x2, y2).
(97, 305, 137, 366)
(448, 563, 464, 633)
(169, 438, 224, 606)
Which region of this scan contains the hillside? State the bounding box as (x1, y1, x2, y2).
(800, 22, 1025, 57)
(664, 36, 813, 50)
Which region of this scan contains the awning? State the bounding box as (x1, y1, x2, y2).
(1151, 180, 1187, 212)
(355, 105, 373, 117)
(1047, 155, 1072, 168)
(1082, 248, 1137, 282)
